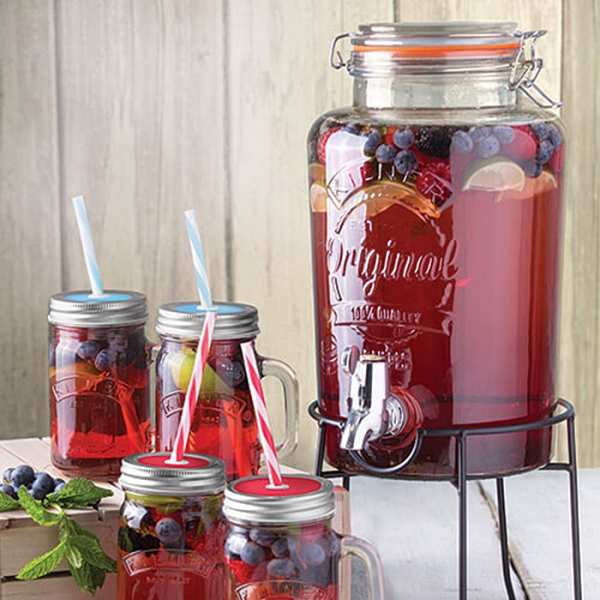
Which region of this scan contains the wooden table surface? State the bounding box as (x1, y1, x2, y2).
(348, 470, 599, 599)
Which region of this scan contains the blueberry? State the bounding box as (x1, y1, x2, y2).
(530, 122, 550, 140)
(271, 537, 289, 558)
(53, 480, 66, 493)
(34, 472, 55, 492)
(11, 465, 35, 488)
(107, 331, 128, 350)
(375, 144, 397, 164)
(394, 150, 418, 174)
(250, 528, 278, 547)
(468, 126, 491, 143)
(536, 139, 554, 163)
(393, 127, 415, 149)
(343, 122, 362, 135)
(451, 130, 474, 154)
(225, 531, 249, 558)
(296, 542, 326, 567)
(3, 468, 14, 484)
(155, 518, 182, 546)
(0, 484, 17, 499)
(240, 541, 265, 566)
(477, 136, 500, 158)
(547, 124, 562, 148)
(493, 125, 515, 145)
(94, 349, 111, 371)
(267, 558, 295, 578)
(76, 341, 101, 361)
(30, 484, 47, 501)
(362, 129, 382, 154)
(523, 159, 543, 178)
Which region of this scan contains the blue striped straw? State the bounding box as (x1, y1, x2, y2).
(72, 196, 104, 297)
(184, 209, 213, 308)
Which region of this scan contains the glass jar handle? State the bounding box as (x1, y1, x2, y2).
(259, 357, 299, 460)
(341, 535, 386, 600)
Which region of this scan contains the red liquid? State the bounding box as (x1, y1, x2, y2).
(310, 120, 564, 477)
(225, 520, 339, 599)
(117, 494, 227, 599)
(49, 324, 151, 479)
(155, 338, 261, 482)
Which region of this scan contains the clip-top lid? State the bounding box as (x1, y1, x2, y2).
(48, 290, 147, 327)
(223, 475, 335, 525)
(156, 301, 260, 340)
(119, 452, 226, 496)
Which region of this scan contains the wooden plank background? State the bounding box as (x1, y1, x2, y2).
(1, 0, 598, 473)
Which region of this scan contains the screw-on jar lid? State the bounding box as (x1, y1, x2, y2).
(119, 453, 226, 496)
(48, 290, 148, 327)
(156, 301, 260, 340)
(223, 475, 335, 525)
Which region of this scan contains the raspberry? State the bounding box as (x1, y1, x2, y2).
(504, 126, 537, 162)
(317, 127, 341, 165)
(227, 559, 255, 585)
(416, 162, 452, 206)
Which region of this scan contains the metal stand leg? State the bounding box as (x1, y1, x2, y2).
(457, 433, 468, 600)
(496, 478, 517, 600)
(314, 422, 327, 477)
(566, 415, 583, 600)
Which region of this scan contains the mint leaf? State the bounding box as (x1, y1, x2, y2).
(0, 491, 20, 511)
(70, 534, 117, 572)
(17, 539, 66, 580)
(45, 478, 113, 508)
(17, 486, 63, 526)
(68, 559, 93, 594)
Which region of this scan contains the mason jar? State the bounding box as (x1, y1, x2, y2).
(308, 23, 565, 477)
(117, 452, 227, 600)
(48, 290, 151, 479)
(223, 474, 384, 599)
(155, 301, 299, 482)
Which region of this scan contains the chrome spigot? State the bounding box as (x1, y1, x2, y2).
(340, 348, 406, 451)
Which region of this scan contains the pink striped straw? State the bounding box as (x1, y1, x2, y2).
(168, 309, 217, 464)
(241, 341, 285, 488)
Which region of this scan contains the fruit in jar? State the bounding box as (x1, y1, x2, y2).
(462, 158, 526, 192)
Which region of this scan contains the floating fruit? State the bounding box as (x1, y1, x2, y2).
(462, 158, 526, 192)
(495, 170, 558, 202)
(169, 350, 195, 390)
(310, 182, 328, 213)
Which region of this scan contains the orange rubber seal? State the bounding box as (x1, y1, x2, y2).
(353, 42, 520, 59)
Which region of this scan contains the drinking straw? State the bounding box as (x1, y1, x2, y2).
(72, 196, 104, 297)
(168, 209, 216, 464)
(184, 209, 212, 308)
(169, 309, 216, 464)
(241, 342, 285, 488)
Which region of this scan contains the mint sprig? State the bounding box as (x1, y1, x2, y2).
(0, 478, 116, 596)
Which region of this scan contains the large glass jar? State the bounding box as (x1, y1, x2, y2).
(117, 452, 227, 600)
(223, 474, 384, 599)
(48, 290, 151, 479)
(155, 301, 299, 482)
(308, 23, 565, 478)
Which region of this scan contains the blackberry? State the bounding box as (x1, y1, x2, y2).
(414, 126, 453, 159)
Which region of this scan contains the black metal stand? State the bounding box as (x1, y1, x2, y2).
(309, 398, 582, 600)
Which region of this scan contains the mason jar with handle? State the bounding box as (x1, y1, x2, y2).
(308, 22, 565, 478)
(223, 473, 385, 599)
(155, 301, 300, 482)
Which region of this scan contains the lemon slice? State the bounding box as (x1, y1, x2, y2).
(495, 170, 558, 202)
(463, 159, 526, 192)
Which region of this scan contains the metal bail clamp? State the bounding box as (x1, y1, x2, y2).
(329, 33, 352, 70)
(509, 29, 563, 109)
